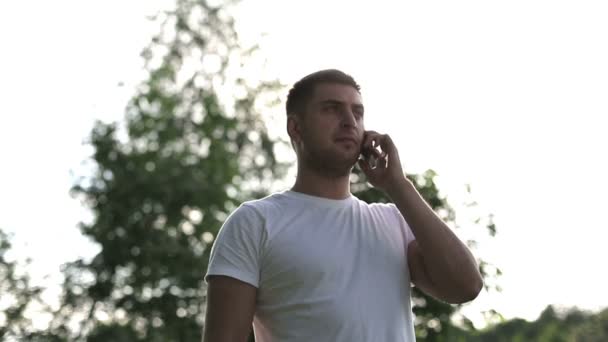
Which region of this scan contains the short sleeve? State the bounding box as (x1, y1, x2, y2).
(205, 204, 266, 288)
(388, 203, 416, 248)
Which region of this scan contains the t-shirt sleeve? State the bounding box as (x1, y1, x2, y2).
(204, 204, 266, 288)
(388, 203, 416, 248)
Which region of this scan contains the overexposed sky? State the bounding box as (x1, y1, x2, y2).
(1, 0, 607, 328)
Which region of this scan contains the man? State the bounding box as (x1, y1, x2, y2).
(203, 69, 483, 342)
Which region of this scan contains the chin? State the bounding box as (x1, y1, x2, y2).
(304, 148, 358, 176)
(322, 157, 359, 177)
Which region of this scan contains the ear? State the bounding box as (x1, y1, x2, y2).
(287, 115, 302, 144)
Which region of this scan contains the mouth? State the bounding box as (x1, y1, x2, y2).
(335, 137, 359, 145)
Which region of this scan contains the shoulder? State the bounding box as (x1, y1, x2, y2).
(349, 199, 399, 225)
(225, 203, 263, 225)
(368, 202, 408, 227)
(223, 192, 290, 229)
(357, 199, 414, 238)
(366, 201, 397, 211)
(214, 200, 272, 248)
(238, 192, 289, 219)
(359, 200, 400, 218)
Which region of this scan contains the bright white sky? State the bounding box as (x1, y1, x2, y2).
(1, 0, 607, 329)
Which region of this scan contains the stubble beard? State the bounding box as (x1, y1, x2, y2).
(303, 145, 359, 178)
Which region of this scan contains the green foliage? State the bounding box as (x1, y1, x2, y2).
(572, 308, 608, 341)
(0, 228, 46, 340)
(44, 0, 286, 340)
(466, 305, 608, 342)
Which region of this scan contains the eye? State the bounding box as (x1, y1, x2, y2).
(354, 108, 364, 118)
(323, 103, 339, 112)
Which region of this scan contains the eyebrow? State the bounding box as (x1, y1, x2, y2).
(319, 99, 365, 112)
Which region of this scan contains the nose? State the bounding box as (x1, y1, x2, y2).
(340, 107, 357, 128)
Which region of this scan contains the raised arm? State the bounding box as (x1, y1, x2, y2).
(358, 131, 483, 304)
(203, 275, 257, 342)
(389, 180, 482, 303)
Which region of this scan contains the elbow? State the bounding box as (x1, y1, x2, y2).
(446, 273, 483, 304)
(456, 274, 484, 304)
(468, 275, 484, 301)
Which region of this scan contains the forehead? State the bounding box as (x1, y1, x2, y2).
(311, 83, 362, 105)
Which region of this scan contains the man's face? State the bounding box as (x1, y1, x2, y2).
(292, 82, 365, 176)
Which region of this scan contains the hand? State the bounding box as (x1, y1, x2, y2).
(358, 131, 407, 192)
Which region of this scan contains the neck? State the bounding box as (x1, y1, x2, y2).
(291, 164, 352, 200)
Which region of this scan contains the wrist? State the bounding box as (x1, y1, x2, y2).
(385, 175, 413, 197)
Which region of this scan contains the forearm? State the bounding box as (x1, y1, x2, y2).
(386, 177, 482, 299)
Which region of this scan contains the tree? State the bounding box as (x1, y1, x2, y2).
(572, 307, 608, 342)
(0, 228, 54, 341)
(47, 0, 286, 340)
(463, 305, 608, 341)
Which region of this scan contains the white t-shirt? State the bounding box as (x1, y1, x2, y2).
(205, 190, 417, 341)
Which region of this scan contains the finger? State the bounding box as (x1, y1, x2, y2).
(379, 135, 402, 170)
(366, 143, 383, 159)
(378, 134, 395, 154)
(367, 134, 387, 159)
(378, 154, 388, 169)
(362, 130, 379, 152)
(362, 137, 381, 158)
(369, 136, 391, 163)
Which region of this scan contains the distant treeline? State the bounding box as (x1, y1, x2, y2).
(443, 305, 608, 342)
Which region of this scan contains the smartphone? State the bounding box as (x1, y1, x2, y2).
(360, 146, 378, 169)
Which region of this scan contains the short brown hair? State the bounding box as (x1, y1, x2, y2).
(286, 69, 361, 117)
